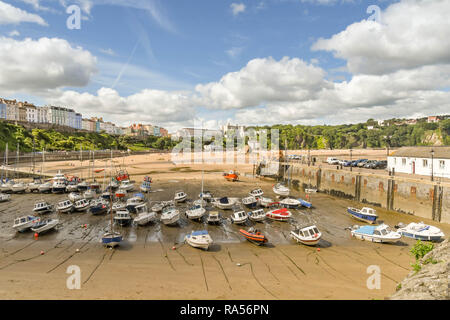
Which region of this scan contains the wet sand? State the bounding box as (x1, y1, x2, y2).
(1, 155, 449, 300)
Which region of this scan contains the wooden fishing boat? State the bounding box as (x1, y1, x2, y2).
(114, 210, 132, 226)
(185, 230, 213, 250)
(347, 207, 378, 224)
(266, 207, 292, 221)
(239, 227, 268, 245)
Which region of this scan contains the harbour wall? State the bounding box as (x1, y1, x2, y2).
(283, 163, 450, 224)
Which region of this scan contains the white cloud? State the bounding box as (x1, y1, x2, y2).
(0, 37, 97, 94)
(8, 30, 20, 37)
(0, 1, 48, 26)
(230, 3, 246, 16)
(312, 0, 450, 74)
(99, 48, 116, 56)
(226, 47, 243, 59)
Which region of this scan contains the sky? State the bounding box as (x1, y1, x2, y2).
(0, 0, 449, 132)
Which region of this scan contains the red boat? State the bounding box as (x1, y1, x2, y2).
(116, 170, 130, 182)
(115, 189, 126, 198)
(266, 208, 292, 221)
(239, 228, 268, 245)
(223, 170, 239, 182)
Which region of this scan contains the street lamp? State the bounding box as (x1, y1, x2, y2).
(431, 149, 434, 181)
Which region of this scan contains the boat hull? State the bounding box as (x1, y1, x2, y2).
(398, 232, 442, 242)
(102, 234, 122, 247)
(239, 229, 268, 245)
(347, 208, 377, 224)
(290, 233, 321, 246)
(351, 232, 400, 243)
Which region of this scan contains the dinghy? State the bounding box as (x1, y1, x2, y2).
(33, 201, 54, 214)
(186, 204, 206, 221)
(230, 210, 249, 225)
(74, 199, 90, 211)
(298, 198, 312, 208)
(396, 222, 445, 242)
(239, 227, 268, 245)
(273, 183, 290, 196)
(242, 196, 258, 208)
(13, 216, 40, 232)
(248, 209, 266, 222)
(213, 197, 234, 210)
(133, 204, 156, 226)
(279, 198, 301, 209)
(249, 188, 264, 198)
(56, 200, 74, 213)
(0, 193, 11, 202)
(206, 211, 221, 224)
(350, 224, 401, 243)
(266, 208, 292, 221)
(160, 207, 180, 225)
(174, 191, 187, 203)
(347, 207, 378, 224)
(290, 224, 322, 246)
(114, 210, 132, 226)
(31, 218, 59, 234)
(223, 170, 239, 182)
(185, 230, 213, 250)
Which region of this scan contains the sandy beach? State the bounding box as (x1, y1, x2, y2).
(1, 153, 449, 300)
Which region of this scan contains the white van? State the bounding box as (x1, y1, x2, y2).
(327, 157, 340, 165)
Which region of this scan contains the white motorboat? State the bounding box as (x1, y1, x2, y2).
(249, 188, 264, 198)
(396, 222, 445, 242)
(33, 201, 53, 214)
(126, 196, 144, 213)
(279, 198, 301, 209)
(52, 181, 66, 194)
(248, 209, 266, 222)
(74, 198, 90, 211)
(291, 224, 322, 246)
(27, 178, 43, 193)
(56, 200, 74, 213)
(11, 182, 26, 194)
(114, 210, 132, 226)
(119, 180, 134, 192)
(193, 198, 207, 207)
(257, 197, 275, 208)
(266, 207, 292, 221)
(68, 192, 83, 203)
(133, 204, 156, 226)
(31, 218, 59, 234)
(160, 207, 180, 225)
(66, 183, 79, 193)
(230, 210, 249, 225)
(186, 204, 206, 221)
(185, 230, 213, 250)
(273, 183, 290, 196)
(152, 202, 164, 212)
(0, 193, 11, 202)
(213, 197, 235, 210)
(206, 211, 221, 224)
(112, 201, 127, 212)
(13, 216, 40, 232)
(38, 182, 52, 193)
(199, 191, 213, 201)
(83, 189, 96, 200)
(350, 224, 401, 243)
(174, 191, 187, 203)
(242, 196, 258, 208)
(0, 181, 13, 193)
(77, 181, 89, 191)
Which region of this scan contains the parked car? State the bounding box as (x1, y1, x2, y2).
(357, 159, 369, 167)
(327, 157, 340, 165)
(338, 159, 348, 165)
(364, 160, 378, 169)
(375, 160, 387, 169)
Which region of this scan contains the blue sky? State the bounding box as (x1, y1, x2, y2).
(1, 0, 449, 131)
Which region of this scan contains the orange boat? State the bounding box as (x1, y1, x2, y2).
(223, 170, 239, 182)
(239, 227, 268, 245)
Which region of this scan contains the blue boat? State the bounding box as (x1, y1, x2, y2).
(298, 198, 312, 208)
(140, 181, 151, 193)
(90, 203, 108, 215)
(347, 207, 378, 224)
(102, 232, 122, 247)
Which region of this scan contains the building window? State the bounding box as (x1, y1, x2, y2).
(439, 160, 445, 170)
(402, 158, 406, 166)
(423, 159, 428, 167)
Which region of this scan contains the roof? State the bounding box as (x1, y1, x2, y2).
(390, 146, 450, 159)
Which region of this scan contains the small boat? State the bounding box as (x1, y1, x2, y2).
(230, 210, 249, 225)
(350, 224, 401, 243)
(0, 193, 11, 202)
(160, 207, 180, 225)
(207, 211, 221, 224)
(11, 182, 26, 194)
(140, 176, 152, 193)
(223, 170, 239, 182)
(114, 210, 132, 226)
(126, 196, 144, 213)
(305, 188, 317, 194)
(13, 216, 40, 232)
(38, 182, 52, 193)
(239, 227, 268, 245)
(56, 200, 74, 213)
(102, 231, 122, 248)
(115, 188, 127, 198)
(116, 169, 129, 182)
(119, 180, 134, 192)
(74, 199, 90, 211)
(279, 198, 301, 209)
(83, 188, 96, 200)
(186, 204, 206, 221)
(347, 207, 378, 224)
(257, 197, 277, 208)
(249, 188, 264, 198)
(68, 192, 83, 203)
(90, 203, 108, 215)
(193, 198, 207, 207)
(242, 196, 258, 208)
(298, 198, 312, 208)
(52, 181, 66, 194)
(248, 209, 266, 222)
(90, 181, 101, 191)
(290, 224, 322, 246)
(213, 197, 234, 210)
(77, 181, 89, 192)
(396, 222, 445, 242)
(33, 201, 54, 214)
(174, 191, 188, 203)
(266, 208, 292, 221)
(133, 204, 156, 226)
(0, 181, 13, 193)
(151, 202, 165, 213)
(101, 189, 113, 201)
(31, 219, 59, 234)
(185, 230, 213, 250)
(28, 178, 43, 193)
(199, 191, 213, 201)
(107, 180, 120, 191)
(273, 183, 290, 196)
(65, 183, 79, 193)
(112, 201, 127, 212)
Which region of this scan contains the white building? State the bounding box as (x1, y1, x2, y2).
(387, 146, 450, 179)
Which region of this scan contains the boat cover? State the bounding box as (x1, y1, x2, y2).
(355, 226, 376, 235)
(191, 230, 209, 236)
(219, 197, 229, 203)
